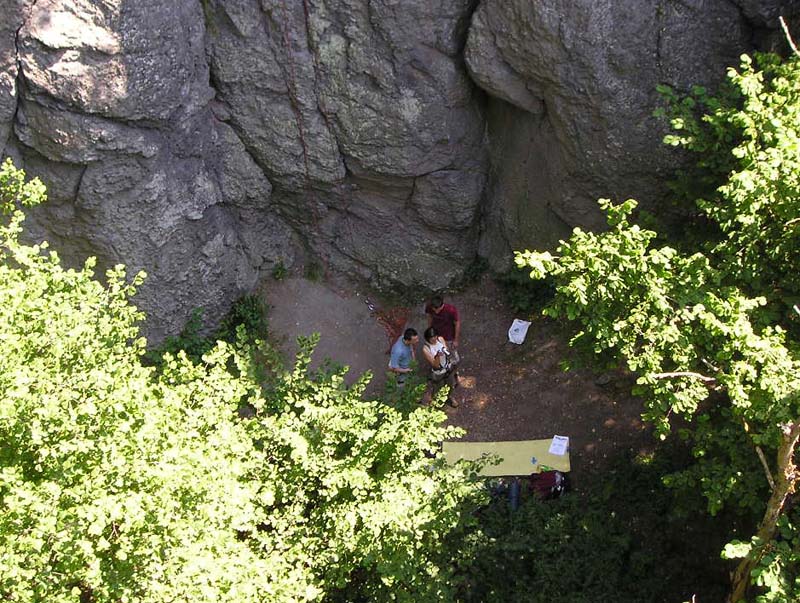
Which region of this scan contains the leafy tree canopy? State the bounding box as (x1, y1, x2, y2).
(0, 158, 484, 602)
(516, 52, 800, 602)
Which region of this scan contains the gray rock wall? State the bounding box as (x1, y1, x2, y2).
(0, 1, 31, 151)
(6, 0, 297, 341)
(204, 0, 486, 293)
(465, 0, 755, 267)
(0, 0, 794, 338)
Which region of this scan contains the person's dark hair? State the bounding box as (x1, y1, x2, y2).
(423, 326, 437, 342)
(403, 327, 418, 341)
(430, 294, 444, 309)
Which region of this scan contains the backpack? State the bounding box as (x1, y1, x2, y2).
(432, 354, 450, 376)
(427, 342, 452, 380)
(529, 470, 569, 500)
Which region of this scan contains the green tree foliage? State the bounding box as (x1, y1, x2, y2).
(461, 450, 730, 603)
(516, 53, 800, 603)
(0, 158, 484, 602)
(656, 53, 800, 303)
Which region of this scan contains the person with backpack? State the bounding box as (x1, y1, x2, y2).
(422, 326, 459, 407)
(425, 294, 461, 382)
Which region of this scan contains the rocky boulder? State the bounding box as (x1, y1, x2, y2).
(11, 0, 296, 341)
(465, 0, 753, 268)
(203, 0, 488, 295)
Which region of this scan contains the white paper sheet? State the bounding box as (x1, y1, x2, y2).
(508, 318, 532, 345)
(548, 435, 569, 456)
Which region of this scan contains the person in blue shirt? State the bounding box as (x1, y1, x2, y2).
(388, 327, 419, 386)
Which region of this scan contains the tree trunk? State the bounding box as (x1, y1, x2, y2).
(728, 421, 800, 603)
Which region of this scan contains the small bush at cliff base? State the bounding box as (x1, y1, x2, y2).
(272, 260, 288, 280)
(143, 294, 269, 368)
(218, 294, 269, 340)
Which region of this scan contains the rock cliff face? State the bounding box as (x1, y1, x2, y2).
(0, 0, 795, 339)
(465, 0, 756, 266)
(203, 0, 486, 294)
(4, 0, 297, 340)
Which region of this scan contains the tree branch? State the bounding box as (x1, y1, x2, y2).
(780, 16, 800, 58)
(755, 445, 776, 491)
(729, 420, 800, 603)
(742, 419, 776, 491)
(651, 371, 717, 383)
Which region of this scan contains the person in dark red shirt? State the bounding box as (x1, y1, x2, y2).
(425, 295, 462, 386)
(425, 294, 461, 348)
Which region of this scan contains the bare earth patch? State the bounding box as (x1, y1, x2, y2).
(262, 274, 653, 487)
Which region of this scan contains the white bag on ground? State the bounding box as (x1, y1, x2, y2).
(508, 319, 532, 345)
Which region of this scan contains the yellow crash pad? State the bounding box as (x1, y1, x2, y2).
(442, 438, 571, 476)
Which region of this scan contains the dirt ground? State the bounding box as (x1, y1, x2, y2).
(262, 273, 653, 487)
